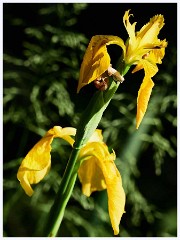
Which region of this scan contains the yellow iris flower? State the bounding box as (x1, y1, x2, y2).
(77, 10, 167, 129)
(123, 10, 167, 128)
(17, 126, 125, 235)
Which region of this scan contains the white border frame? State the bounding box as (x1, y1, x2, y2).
(1, 1, 179, 239)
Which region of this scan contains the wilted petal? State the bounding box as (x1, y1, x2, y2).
(78, 130, 106, 195)
(77, 35, 125, 92)
(78, 153, 107, 197)
(17, 126, 76, 196)
(103, 159, 125, 235)
(53, 126, 76, 146)
(78, 141, 125, 235)
(136, 60, 158, 129)
(136, 78, 154, 129)
(17, 155, 51, 197)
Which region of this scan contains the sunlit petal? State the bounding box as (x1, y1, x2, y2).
(138, 15, 165, 47)
(123, 10, 137, 48)
(17, 126, 76, 196)
(78, 154, 107, 197)
(88, 129, 103, 142)
(136, 60, 158, 129)
(77, 35, 125, 92)
(123, 10, 167, 67)
(103, 160, 125, 235)
(78, 142, 125, 235)
(147, 47, 166, 64)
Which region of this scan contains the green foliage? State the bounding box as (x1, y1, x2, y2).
(4, 3, 88, 135)
(3, 3, 177, 237)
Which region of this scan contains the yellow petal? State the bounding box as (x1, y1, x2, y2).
(88, 129, 103, 142)
(17, 126, 76, 196)
(132, 63, 144, 73)
(147, 46, 166, 64)
(78, 154, 107, 197)
(77, 35, 125, 93)
(48, 126, 76, 146)
(137, 14, 165, 47)
(123, 10, 137, 48)
(93, 143, 125, 235)
(136, 60, 157, 129)
(123, 10, 167, 65)
(103, 160, 125, 235)
(77, 129, 104, 164)
(17, 132, 54, 196)
(78, 142, 125, 235)
(132, 49, 165, 74)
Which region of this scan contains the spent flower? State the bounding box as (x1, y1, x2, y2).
(17, 126, 125, 235)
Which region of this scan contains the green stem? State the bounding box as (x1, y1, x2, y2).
(48, 171, 78, 237)
(43, 76, 125, 237)
(74, 78, 120, 148)
(44, 147, 80, 236)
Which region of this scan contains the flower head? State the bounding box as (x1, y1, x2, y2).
(123, 10, 167, 65)
(77, 10, 167, 128)
(123, 10, 167, 128)
(17, 126, 125, 235)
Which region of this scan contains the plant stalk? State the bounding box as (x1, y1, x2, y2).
(44, 147, 80, 237)
(43, 76, 125, 237)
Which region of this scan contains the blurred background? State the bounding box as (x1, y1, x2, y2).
(3, 3, 177, 237)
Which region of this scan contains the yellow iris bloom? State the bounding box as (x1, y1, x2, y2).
(77, 10, 167, 129)
(17, 126, 125, 235)
(123, 10, 167, 128)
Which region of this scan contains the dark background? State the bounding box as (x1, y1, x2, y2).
(3, 3, 177, 237)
